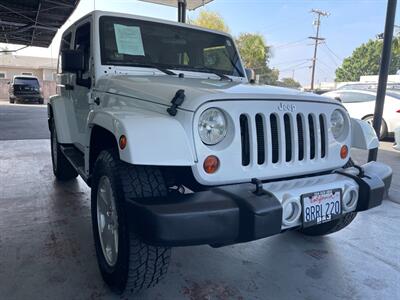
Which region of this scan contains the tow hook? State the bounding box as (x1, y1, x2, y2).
(251, 178, 264, 195)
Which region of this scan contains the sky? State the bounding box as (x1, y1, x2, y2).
(1, 0, 399, 86)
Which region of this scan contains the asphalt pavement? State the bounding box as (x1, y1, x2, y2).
(0, 100, 49, 140)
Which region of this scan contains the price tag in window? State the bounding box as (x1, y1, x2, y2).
(114, 24, 145, 56)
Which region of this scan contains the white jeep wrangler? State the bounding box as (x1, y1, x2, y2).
(48, 11, 392, 296)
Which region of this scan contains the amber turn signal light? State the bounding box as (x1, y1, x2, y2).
(340, 145, 348, 159)
(119, 135, 127, 150)
(203, 155, 220, 174)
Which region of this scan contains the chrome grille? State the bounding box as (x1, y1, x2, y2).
(240, 112, 328, 166)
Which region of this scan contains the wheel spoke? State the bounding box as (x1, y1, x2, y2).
(96, 176, 119, 267)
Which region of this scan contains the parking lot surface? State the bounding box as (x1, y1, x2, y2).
(0, 103, 399, 300)
(0, 101, 49, 140)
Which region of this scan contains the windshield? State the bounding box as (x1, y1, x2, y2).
(99, 16, 244, 77)
(14, 77, 39, 86)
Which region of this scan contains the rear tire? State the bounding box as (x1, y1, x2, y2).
(9, 98, 14, 104)
(50, 119, 78, 181)
(299, 212, 357, 236)
(91, 150, 171, 296)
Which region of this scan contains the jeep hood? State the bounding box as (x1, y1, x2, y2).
(96, 75, 338, 111)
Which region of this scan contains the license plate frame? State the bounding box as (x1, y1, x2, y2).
(301, 188, 342, 228)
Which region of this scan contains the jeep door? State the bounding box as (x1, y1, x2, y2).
(70, 20, 92, 150)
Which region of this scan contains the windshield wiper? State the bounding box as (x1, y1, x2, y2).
(130, 63, 177, 76)
(190, 67, 233, 81)
(221, 51, 245, 78)
(211, 71, 233, 82)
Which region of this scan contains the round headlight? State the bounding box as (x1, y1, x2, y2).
(331, 109, 346, 139)
(198, 108, 227, 145)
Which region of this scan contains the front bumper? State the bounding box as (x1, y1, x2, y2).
(128, 162, 392, 247)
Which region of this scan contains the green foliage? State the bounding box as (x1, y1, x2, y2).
(235, 33, 278, 85)
(235, 33, 270, 69)
(189, 10, 230, 33)
(279, 77, 302, 89)
(335, 37, 400, 82)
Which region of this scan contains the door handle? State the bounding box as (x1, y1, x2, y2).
(94, 97, 101, 105)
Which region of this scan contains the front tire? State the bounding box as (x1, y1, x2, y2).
(50, 119, 78, 181)
(9, 97, 14, 104)
(299, 212, 357, 236)
(91, 150, 171, 296)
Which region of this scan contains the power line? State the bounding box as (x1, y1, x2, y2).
(309, 9, 330, 91)
(279, 61, 310, 72)
(271, 58, 310, 67)
(272, 38, 308, 49)
(320, 45, 340, 67)
(323, 42, 343, 62)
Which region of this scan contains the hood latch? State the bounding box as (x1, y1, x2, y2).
(167, 89, 186, 116)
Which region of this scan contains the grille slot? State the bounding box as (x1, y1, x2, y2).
(240, 114, 250, 166)
(308, 114, 316, 160)
(270, 114, 279, 164)
(284, 114, 292, 162)
(255, 114, 265, 165)
(319, 114, 326, 158)
(297, 114, 305, 161)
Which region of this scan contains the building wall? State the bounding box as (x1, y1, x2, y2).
(0, 67, 43, 80)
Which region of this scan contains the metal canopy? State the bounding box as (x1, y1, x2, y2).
(0, 0, 80, 48)
(138, 0, 213, 11)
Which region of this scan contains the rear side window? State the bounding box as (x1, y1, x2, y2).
(14, 77, 39, 86)
(74, 23, 91, 73)
(58, 32, 72, 73)
(338, 92, 376, 103)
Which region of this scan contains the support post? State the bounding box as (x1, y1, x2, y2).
(368, 0, 397, 161)
(178, 0, 187, 23)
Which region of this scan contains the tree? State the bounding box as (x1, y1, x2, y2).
(279, 77, 302, 89)
(335, 37, 400, 82)
(235, 33, 277, 85)
(189, 10, 230, 33)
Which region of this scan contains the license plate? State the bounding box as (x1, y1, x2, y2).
(301, 189, 342, 227)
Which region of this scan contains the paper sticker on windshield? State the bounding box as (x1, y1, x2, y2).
(114, 24, 145, 56)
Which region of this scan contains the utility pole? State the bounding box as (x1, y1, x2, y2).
(309, 9, 329, 91)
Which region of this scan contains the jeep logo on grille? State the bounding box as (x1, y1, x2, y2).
(278, 103, 296, 112)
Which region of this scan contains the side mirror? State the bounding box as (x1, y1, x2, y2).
(245, 68, 256, 84)
(7, 81, 10, 85)
(61, 50, 85, 73)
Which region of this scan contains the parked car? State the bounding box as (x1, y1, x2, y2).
(323, 89, 400, 139)
(338, 83, 400, 91)
(9, 75, 44, 104)
(48, 11, 392, 296)
(394, 127, 400, 151)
